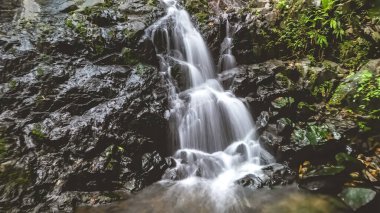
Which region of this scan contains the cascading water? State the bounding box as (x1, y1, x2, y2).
(144, 0, 274, 211)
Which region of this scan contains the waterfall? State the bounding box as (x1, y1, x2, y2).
(145, 1, 274, 208)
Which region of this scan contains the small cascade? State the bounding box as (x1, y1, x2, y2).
(218, 15, 237, 72)
(145, 1, 274, 210)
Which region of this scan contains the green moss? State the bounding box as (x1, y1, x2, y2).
(65, 11, 109, 57)
(94, 44, 105, 55)
(65, 19, 74, 29)
(0, 137, 7, 159)
(122, 48, 139, 65)
(185, 0, 210, 24)
(339, 37, 370, 70)
(36, 67, 44, 78)
(31, 124, 46, 141)
(8, 80, 17, 90)
(328, 81, 350, 106)
(195, 12, 209, 23)
(123, 28, 137, 40)
(135, 63, 149, 75)
(0, 166, 32, 199)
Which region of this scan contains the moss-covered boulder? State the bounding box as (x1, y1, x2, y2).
(329, 59, 380, 117)
(291, 123, 341, 146)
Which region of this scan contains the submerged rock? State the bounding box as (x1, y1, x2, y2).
(338, 187, 377, 211)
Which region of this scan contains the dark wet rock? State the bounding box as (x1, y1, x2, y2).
(0, 61, 170, 211)
(0, 0, 170, 212)
(58, 1, 79, 13)
(235, 174, 264, 188)
(297, 161, 347, 193)
(299, 176, 345, 193)
(261, 163, 296, 186)
(0, 0, 22, 24)
(235, 164, 296, 189)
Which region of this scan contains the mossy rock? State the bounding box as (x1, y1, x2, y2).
(329, 61, 380, 116)
(122, 48, 139, 65)
(275, 73, 294, 89)
(271, 97, 295, 109)
(338, 187, 377, 211)
(291, 123, 341, 146)
(185, 0, 210, 24)
(338, 37, 371, 70)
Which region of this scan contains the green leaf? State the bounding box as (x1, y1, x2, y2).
(330, 19, 337, 29)
(303, 165, 346, 179)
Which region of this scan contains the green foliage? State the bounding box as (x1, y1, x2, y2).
(274, 0, 371, 61)
(312, 81, 334, 100)
(276, 0, 289, 10)
(292, 123, 341, 146)
(321, 0, 335, 10)
(357, 121, 372, 132)
(339, 37, 370, 70)
(354, 70, 380, 116)
(276, 1, 345, 58)
(329, 68, 380, 117)
(271, 97, 295, 109)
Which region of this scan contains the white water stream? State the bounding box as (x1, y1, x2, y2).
(145, 0, 274, 211)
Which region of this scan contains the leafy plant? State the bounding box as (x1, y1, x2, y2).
(354, 70, 380, 116)
(273, 0, 371, 60)
(276, 0, 289, 10)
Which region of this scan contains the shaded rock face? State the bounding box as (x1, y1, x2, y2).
(0, 0, 170, 212)
(197, 0, 280, 64)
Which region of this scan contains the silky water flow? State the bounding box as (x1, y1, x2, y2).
(143, 0, 275, 212)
